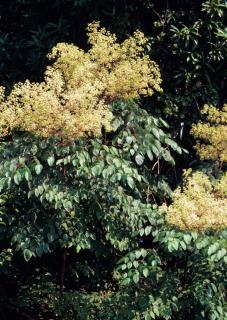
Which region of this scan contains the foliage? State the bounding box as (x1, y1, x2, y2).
(0, 1, 226, 319)
(112, 229, 227, 320)
(149, 0, 227, 119)
(0, 96, 180, 257)
(0, 95, 186, 318)
(1, 132, 226, 319)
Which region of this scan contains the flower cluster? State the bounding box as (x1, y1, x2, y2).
(0, 22, 162, 141)
(163, 170, 227, 231)
(191, 104, 227, 163)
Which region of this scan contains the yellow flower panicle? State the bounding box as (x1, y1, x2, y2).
(0, 22, 162, 141)
(163, 170, 227, 232)
(191, 104, 227, 163)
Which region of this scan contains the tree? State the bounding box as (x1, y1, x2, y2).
(0, 4, 226, 319)
(0, 23, 184, 318)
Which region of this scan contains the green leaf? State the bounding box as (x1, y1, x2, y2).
(129, 252, 135, 261)
(126, 136, 133, 144)
(180, 241, 187, 250)
(23, 249, 33, 262)
(139, 229, 144, 236)
(121, 264, 127, 270)
(151, 128, 160, 139)
(141, 249, 147, 258)
(35, 246, 43, 257)
(35, 164, 43, 175)
(145, 226, 152, 236)
(162, 149, 175, 164)
(112, 118, 122, 131)
(31, 144, 38, 155)
(0, 178, 6, 192)
(47, 233, 54, 242)
(147, 150, 153, 161)
(127, 176, 134, 189)
(164, 138, 179, 151)
(149, 311, 155, 319)
(215, 248, 226, 261)
(25, 169, 32, 181)
(208, 243, 219, 256)
(135, 250, 142, 259)
(135, 154, 144, 165)
(133, 271, 140, 284)
(47, 155, 55, 166)
(14, 171, 22, 185)
(183, 234, 192, 245)
(151, 145, 159, 156)
(143, 268, 149, 278)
